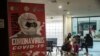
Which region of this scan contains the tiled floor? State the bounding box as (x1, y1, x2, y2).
(47, 42, 100, 56)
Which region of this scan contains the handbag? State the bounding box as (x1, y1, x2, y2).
(61, 43, 71, 51)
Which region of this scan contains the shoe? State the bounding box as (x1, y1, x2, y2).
(79, 48, 83, 51)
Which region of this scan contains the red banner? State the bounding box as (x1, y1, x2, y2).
(8, 2, 46, 56)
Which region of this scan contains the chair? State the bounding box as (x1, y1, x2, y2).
(46, 41, 53, 56)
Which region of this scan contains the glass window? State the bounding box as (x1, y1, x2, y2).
(72, 16, 100, 40)
(72, 18, 78, 35)
(78, 18, 90, 36)
(90, 17, 100, 39)
(46, 18, 63, 46)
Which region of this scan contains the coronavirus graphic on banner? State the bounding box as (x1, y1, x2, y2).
(8, 2, 46, 56)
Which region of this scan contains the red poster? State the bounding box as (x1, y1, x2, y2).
(8, 2, 46, 56)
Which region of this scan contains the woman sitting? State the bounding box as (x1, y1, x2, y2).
(66, 37, 79, 56)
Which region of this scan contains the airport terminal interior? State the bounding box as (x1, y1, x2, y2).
(0, 0, 100, 56)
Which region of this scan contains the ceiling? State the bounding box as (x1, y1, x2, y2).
(21, 0, 100, 17)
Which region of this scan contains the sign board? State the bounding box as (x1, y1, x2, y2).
(8, 2, 46, 56)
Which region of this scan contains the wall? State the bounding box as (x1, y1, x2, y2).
(0, 0, 9, 56)
(8, 0, 21, 2)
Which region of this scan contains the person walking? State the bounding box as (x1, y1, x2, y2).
(81, 34, 93, 55)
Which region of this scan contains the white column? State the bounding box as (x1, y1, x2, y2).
(63, 15, 72, 38)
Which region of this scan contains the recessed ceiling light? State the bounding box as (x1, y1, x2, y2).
(58, 5, 62, 9)
(67, 11, 70, 14)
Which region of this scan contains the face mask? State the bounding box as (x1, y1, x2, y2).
(25, 22, 37, 28)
